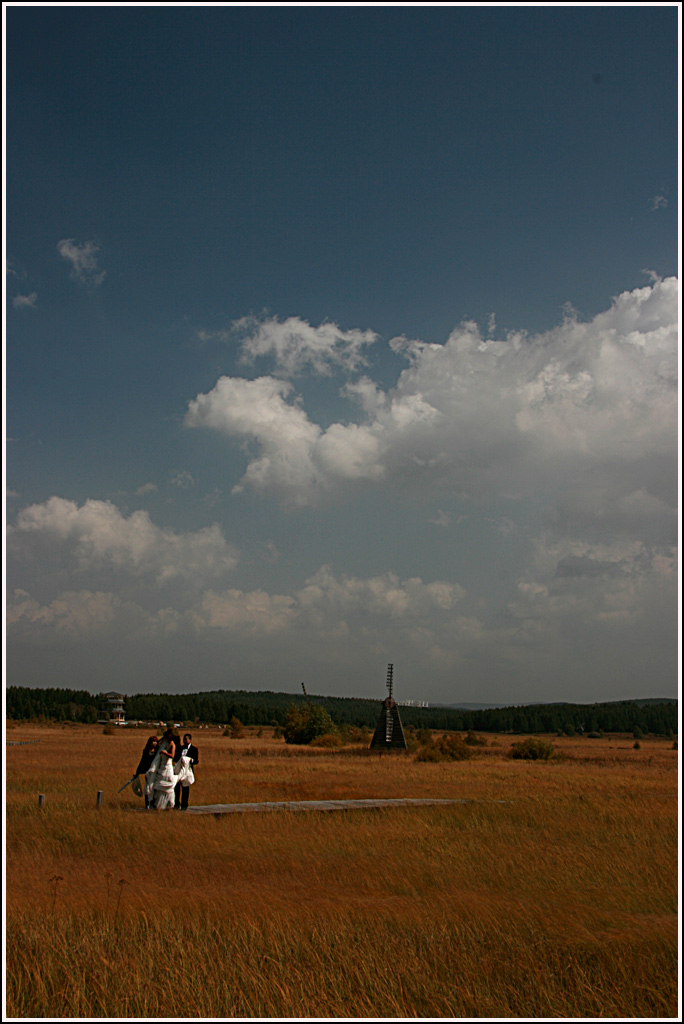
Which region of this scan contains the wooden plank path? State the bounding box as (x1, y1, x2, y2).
(186, 797, 476, 816)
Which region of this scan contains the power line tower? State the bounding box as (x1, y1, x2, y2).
(369, 663, 407, 750)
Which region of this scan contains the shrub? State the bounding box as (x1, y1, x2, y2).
(633, 726, 644, 740)
(223, 717, 244, 739)
(439, 734, 474, 760)
(310, 733, 343, 748)
(415, 744, 445, 763)
(342, 725, 369, 745)
(508, 737, 557, 761)
(283, 703, 336, 745)
(464, 730, 487, 747)
(415, 733, 473, 762)
(633, 740, 641, 750)
(102, 724, 115, 735)
(272, 725, 283, 739)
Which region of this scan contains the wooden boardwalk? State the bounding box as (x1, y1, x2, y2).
(185, 797, 474, 816)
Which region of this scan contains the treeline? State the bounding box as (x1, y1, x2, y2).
(6, 687, 100, 723)
(5, 685, 678, 736)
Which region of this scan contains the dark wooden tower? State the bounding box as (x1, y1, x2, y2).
(370, 664, 407, 750)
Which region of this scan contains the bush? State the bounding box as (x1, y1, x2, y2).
(464, 730, 487, 747)
(439, 734, 474, 760)
(508, 737, 557, 761)
(310, 732, 343, 748)
(340, 725, 369, 745)
(102, 724, 115, 735)
(633, 740, 641, 750)
(633, 726, 644, 740)
(415, 733, 473, 762)
(223, 717, 244, 738)
(284, 703, 336, 745)
(415, 744, 445, 763)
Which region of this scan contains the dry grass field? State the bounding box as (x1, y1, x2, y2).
(4, 723, 679, 1018)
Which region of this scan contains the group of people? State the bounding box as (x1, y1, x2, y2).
(134, 727, 199, 810)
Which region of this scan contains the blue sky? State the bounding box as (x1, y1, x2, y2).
(5, 6, 679, 703)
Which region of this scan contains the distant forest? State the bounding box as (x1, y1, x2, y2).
(5, 686, 678, 736)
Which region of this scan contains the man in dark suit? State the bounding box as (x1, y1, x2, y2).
(174, 733, 199, 810)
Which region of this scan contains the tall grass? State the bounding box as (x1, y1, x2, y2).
(5, 724, 678, 1018)
(7, 909, 676, 1018)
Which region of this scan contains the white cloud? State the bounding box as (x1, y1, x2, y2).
(170, 470, 194, 489)
(12, 292, 37, 309)
(8, 497, 239, 583)
(649, 194, 668, 210)
(185, 376, 384, 505)
(6, 260, 27, 280)
(234, 314, 377, 377)
(8, 588, 119, 636)
(296, 566, 464, 621)
(187, 278, 678, 520)
(135, 482, 158, 496)
(430, 509, 451, 528)
(196, 589, 297, 635)
(191, 567, 463, 639)
(505, 536, 677, 642)
(57, 239, 106, 286)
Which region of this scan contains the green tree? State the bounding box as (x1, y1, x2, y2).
(283, 703, 335, 745)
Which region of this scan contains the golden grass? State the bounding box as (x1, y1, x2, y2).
(5, 724, 679, 1017)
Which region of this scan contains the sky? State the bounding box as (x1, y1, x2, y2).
(4, 5, 680, 705)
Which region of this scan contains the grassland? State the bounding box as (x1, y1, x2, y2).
(4, 723, 679, 1018)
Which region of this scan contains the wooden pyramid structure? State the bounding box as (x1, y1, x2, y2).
(370, 664, 407, 750)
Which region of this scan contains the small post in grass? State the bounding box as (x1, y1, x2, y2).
(96, 790, 103, 808)
(38, 793, 45, 809)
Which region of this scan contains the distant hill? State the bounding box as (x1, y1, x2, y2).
(431, 697, 677, 711)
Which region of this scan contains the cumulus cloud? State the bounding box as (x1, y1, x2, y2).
(8, 497, 239, 583)
(8, 588, 120, 637)
(7, 560, 464, 654)
(196, 589, 297, 635)
(57, 238, 106, 286)
(234, 314, 378, 377)
(186, 278, 678, 520)
(12, 292, 37, 309)
(185, 376, 383, 505)
(297, 566, 464, 619)
(190, 567, 463, 639)
(502, 534, 678, 673)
